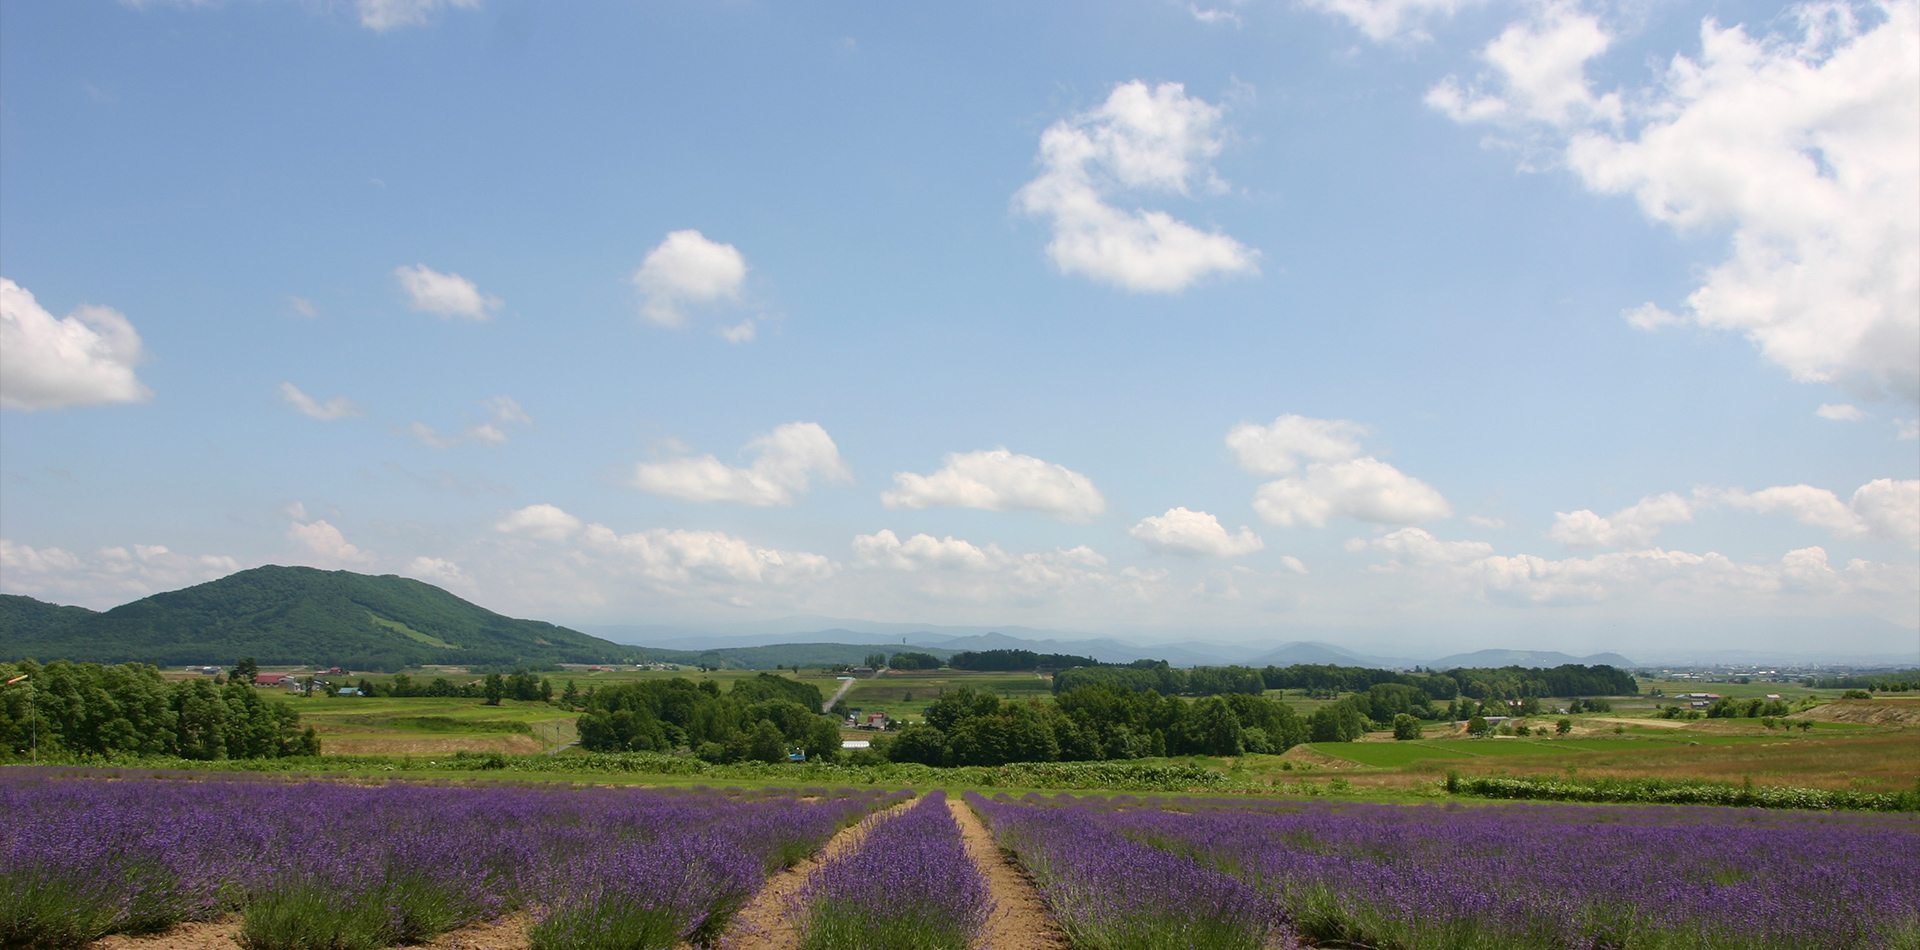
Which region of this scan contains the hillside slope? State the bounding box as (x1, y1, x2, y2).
(1, 565, 639, 671)
(0, 594, 99, 640)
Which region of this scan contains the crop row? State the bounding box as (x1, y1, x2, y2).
(796, 791, 989, 950)
(977, 792, 1920, 950)
(0, 770, 902, 950)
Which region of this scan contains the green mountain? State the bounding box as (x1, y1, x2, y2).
(0, 565, 641, 671)
(0, 594, 99, 640)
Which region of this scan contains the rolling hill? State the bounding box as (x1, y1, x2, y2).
(0, 565, 642, 671)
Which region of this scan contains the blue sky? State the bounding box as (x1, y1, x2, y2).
(3, 0, 1916, 660)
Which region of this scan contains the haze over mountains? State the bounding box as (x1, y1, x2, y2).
(2, 568, 1908, 671)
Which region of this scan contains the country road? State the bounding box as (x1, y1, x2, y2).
(822, 667, 883, 713)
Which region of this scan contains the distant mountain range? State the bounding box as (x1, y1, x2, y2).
(26, 569, 1907, 673)
(578, 620, 1638, 670)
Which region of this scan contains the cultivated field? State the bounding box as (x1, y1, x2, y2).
(10, 771, 1915, 950)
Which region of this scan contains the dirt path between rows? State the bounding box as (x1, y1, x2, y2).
(703, 800, 908, 950)
(948, 797, 1069, 950)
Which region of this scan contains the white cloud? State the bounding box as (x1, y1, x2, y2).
(279, 382, 363, 421)
(1229, 414, 1448, 529)
(355, 0, 481, 32)
(1226, 414, 1370, 475)
(1362, 527, 1916, 612)
(409, 395, 532, 448)
(1251, 458, 1450, 528)
(1851, 478, 1920, 546)
(1278, 555, 1309, 574)
(1303, 0, 1485, 41)
(632, 230, 748, 328)
(496, 503, 585, 543)
(394, 264, 500, 321)
(0, 538, 240, 607)
(1899, 418, 1920, 440)
(288, 297, 317, 318)
(1467, 515, 1508, 529)
(1816, 403, 1867, 420)
(1432, 0, 1920, 402)
(287, 519, 375, 566)
(1708, 479, 1919, 546)
(1549, 492, 1694, 548)
(883, 448, 1107, 521)
(1015, 81, 1258, 293)
(1189, 5, 1243, 27)
(853, 530, 1004, 572)
(579, 523, 834, 589)
(404, 556, 468, 588)
(1, 278, 152, 411)
(1130, 507, 1266, 557)
(851, 529, 1113, 600)
(632, 422, 850, 506)
(719, 320, 757, 344)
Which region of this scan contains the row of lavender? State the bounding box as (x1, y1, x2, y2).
(1, 769, 902, 950)
(972, 792, 1920, 950)
(794, 791, 990, 950)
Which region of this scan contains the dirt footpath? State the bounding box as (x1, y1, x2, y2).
(948, 797, 1069, 950)
(705, 801, 906, 950)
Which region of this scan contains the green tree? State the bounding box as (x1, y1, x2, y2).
(1187, 696, 1245, 756)
(1556, 718, 1572, 736)
(1392, 713, 1421, 740)
(747, 719, 788, 763)
(483, 672, 504, 706)
(560, 680, 582, 709)
(885, 724, 948, 766)
(1467, 714, 1489, 736)
(231, 657, 259, 686)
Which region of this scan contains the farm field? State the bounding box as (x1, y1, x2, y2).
(17, 771, 1914, 950)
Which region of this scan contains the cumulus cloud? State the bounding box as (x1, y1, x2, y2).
(1130, 507, 1265, 557)
(1, 278, 152, 411)
(1549, 492, 1694, 548)
(279, 382, 363, 421)
(496, 503, 585, 543)
(1226, 414, 1371, 475)
(0, 538, 239, 606)
(632, 422, 850, 506)
(355, 0, 481, 31)
(1712, 478, 1920, 546)
(1278, 555, 1309, 574)
(579, 523, 834, 590)
(394, 264, 501, 320)
(1015, 81, 1258, 293)
(287, 519, 375, 566)
(1362, 526, 1916, 613)
(1304, 0, 1486, 42)
(404, 556, 468, 588)
(632, 230, 749, 328)
(1229, 414, 1448, 528)
(1431, 0, 1920, 402)
(852, 529, 1111, 598)
(883, 448, 1106, 521)
(1816, 403, 1867, 420)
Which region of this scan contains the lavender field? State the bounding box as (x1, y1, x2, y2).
(978, 792, 1920, 950)
(7, 770, 1917, 950)
(0, 769, 900, 950)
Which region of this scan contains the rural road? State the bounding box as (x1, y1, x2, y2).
(821, 667, 883, 713)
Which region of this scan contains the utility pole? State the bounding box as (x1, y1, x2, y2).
(4, 675, 32, 765)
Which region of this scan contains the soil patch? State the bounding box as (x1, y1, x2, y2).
(92, 919, 243, 950)
(420, 914, 530, 950)
(315, 734, 545, 755)
(949, 796, 1068, 950)
(705, 799, 908, 950)
(1792, 700, 1920, 726)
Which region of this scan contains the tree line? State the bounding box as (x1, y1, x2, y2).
(0, 659, 319, 760)
(1053, 662, 1637, 701)
(947, 649, 1101, 671)
(573, 673, 841, 764)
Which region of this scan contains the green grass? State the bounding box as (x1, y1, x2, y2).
(1307, 743, 1477, 767)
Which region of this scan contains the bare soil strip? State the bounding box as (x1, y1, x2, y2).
(705, 800, 908, 950)
(91, 919, 244, 950)
(948, 797, 1069, 950)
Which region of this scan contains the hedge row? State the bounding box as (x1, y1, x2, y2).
(1457, 775, 1919, 812)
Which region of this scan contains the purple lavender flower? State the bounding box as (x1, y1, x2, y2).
(796, 791, 990, 950)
